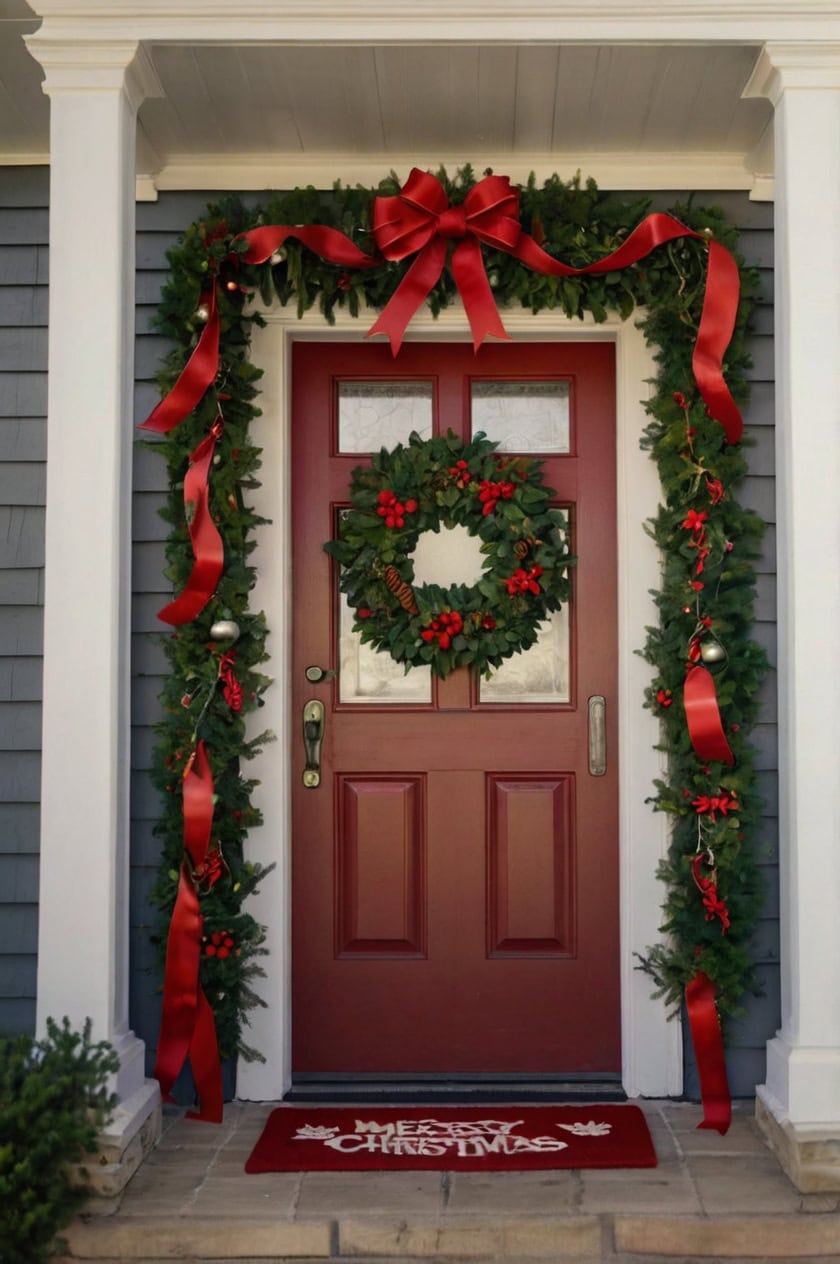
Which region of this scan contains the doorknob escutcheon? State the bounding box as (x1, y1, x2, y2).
(302, 698, 325, 788)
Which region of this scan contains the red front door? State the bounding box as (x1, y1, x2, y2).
(291, 341, 618, 1075)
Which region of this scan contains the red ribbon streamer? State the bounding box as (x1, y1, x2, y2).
(684, 665, 735, 765)
(367, 169, 742, 444)
(153, 742, 223, 1123)
(238, 224, 377, 270)
(139, 226, 377, 442)
(140, 288, 220, 436)
(685, 971, 732, 1134)
(157, 421, 225, 627)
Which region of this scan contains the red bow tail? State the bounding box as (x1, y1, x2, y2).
(238, 224, 378, 269)
(153, 742, 223, 1123)
(157, 424, 224, 627)
(512, 211, 742, 444)
(685, 970, 732, 1134)
(451, 237, 510, 350)
(684, 665, 734, 765)
(367, 237, 448, 355)
(140, 288, 220, 436)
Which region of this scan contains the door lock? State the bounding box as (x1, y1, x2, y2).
(302, 699, 325, 788)
(304, 665, 337, 683)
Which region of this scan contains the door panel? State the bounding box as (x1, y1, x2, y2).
(292, 341, 618, 1075)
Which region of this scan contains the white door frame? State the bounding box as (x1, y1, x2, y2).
(238, 303, 681, 1100)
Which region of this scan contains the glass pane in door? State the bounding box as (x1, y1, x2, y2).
(338, 381, 433, 452)
(471, 380, 570, 452)
(338, 590, 432, 704)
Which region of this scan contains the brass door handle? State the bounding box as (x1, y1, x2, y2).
(302, 699, 325, 788)
(588, 695, 607, 776)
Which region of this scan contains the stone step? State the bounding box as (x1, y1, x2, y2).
(55, 1211, 840, 1261)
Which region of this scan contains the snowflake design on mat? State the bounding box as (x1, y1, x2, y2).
(556, 1120, 612, 1137)
(294, 1124, 340, 1140)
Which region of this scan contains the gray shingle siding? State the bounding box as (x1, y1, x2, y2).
(0, 167, 47, 1037)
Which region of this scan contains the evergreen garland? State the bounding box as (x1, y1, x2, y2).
(145, 168, 765, 1066)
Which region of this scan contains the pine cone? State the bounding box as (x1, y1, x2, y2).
(383, 565, 419, 615)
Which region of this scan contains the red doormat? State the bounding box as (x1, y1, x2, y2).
(244, 1104, 657, 1172)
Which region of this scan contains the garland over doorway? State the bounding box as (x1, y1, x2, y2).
(142, 168, 766, 1131)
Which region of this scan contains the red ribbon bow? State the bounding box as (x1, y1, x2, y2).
(367, 170, 518, 353)
(691, 854, 731, 933)
(367, 168, 743, 446)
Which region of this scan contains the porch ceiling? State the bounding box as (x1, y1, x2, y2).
(2, 2, 774, 192)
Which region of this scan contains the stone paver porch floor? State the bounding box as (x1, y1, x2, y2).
(59, 1100, 840, 1261)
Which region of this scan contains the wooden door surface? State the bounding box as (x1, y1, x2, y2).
(291, 341, 619, 1075)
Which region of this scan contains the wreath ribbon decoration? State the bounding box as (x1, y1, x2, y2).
(143, 169, 755, 1130)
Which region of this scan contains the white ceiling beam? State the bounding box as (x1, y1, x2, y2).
(142, 150, 766, 199)
(23, 2, 840, 45)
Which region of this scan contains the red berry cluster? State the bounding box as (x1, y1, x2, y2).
(204, 929, 237, 959)
(421, 610, 463, 649)
(448, 459, 471, 488)
(478, 478, 515, 516)
(377, 488, 418, 528)
(504, 564, 543, 596)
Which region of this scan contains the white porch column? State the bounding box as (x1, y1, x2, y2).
(23, 32, 164, 1183)
(744, 44, 840, 1190)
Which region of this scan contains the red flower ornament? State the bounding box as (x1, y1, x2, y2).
(706, 477, 725, 505)
(691, 854, 731, 933)
(682, 508, 708, 539)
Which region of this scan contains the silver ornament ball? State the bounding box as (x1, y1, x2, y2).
(210, 618, 240, 642)
(699, 637, 726, 664)
(195, 302, 211, 323)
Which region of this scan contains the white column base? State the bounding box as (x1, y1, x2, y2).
(763, 1033, 840, 1123)
(73, 1078, 161, 1201)
(757, 1083, 840, 1193)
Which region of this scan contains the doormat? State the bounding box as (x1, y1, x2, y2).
(244, 1104, 657, 1172)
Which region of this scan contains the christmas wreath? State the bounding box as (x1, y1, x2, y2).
(324, 431, 572, 679)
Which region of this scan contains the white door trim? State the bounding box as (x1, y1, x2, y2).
(239, 303, 681, 1100)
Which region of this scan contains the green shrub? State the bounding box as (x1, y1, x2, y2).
(0, 1017, 119, 1264)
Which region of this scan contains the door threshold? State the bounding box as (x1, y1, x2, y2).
(284, 1077, 626, 1105)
